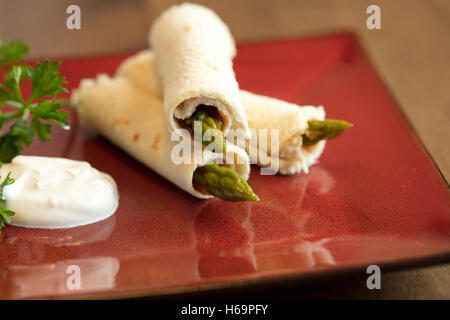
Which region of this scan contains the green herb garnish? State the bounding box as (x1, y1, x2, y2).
(0, 59, 69, 164)
(0, 40, 29, 69)
(0, 173, 15, 235)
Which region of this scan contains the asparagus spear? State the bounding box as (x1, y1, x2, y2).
(184, 108, 226, 152)
(302, 119, 352, 146)
(193, 163, 259, 202)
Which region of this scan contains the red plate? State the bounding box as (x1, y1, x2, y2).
(1, 33, 449, 299)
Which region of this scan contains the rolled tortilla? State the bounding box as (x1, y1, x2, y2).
(71, 75, 250, 199)
(241, 91, 326, 175)
(116, 50, 326, 175)
(149, 3, 250, 138)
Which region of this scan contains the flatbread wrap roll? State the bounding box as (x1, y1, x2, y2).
(241, 91, 326, 175)
(149, 3, 250, 142)
(116, 50, 327, 175)
(71, 75, 251, 200)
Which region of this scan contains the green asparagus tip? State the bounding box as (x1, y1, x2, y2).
(193, 163, 259, 202)
(303, 119, 353, 146)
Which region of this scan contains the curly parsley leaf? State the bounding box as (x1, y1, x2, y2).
(0, 40, 29, 68)
(0, 65, 27, 104)
(0, 59, 69, 163)
(31, 100, 69, 130)
(0, 173, 15, 234)
(27, 60, 68, 101)
(0, 135, 23, 164)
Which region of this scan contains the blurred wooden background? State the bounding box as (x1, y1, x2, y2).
(0, 0, 449, 299)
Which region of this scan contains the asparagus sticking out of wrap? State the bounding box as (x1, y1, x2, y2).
(194, 163, 259, 202)
(302, 119, 352, 146)
(116, 50, 352, 175)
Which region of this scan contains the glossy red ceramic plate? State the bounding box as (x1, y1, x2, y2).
(1, 33, 449, 299)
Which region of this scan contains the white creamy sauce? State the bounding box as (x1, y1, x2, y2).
(0, 156, 119, 229)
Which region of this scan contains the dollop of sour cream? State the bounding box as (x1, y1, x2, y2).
(0, 156, 119, 229)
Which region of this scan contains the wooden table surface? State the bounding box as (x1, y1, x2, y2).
(0, 0, 449, 299)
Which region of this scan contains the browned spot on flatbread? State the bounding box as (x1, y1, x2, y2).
(112, 119, 130, 128)
(152, 134, 161, 150)
(183, 26, 191, 32)
(133, 133, 140, 141)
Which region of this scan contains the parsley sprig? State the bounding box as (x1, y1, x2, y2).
(0, 57, 69, 164)
(0, 173, 15, 234)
